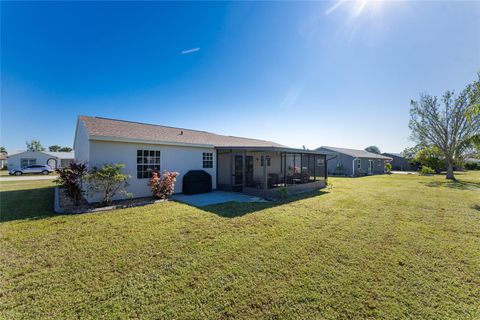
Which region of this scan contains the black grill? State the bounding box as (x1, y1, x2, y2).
(182, 170, 212, 195)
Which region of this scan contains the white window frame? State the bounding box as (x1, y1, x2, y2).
(202, 152, 213, 168)
(357, 159, 361, 169)
(261, 155, 271, 167)
(137, 150, 161, 179)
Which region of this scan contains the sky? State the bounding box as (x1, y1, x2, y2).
(1, 1, 479, 153)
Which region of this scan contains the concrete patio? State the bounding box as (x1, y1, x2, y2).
(172, 191, 265, 207)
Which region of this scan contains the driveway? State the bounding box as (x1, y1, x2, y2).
(0, 175, 58, 182)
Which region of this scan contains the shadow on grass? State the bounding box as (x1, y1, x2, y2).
(419, 179, 480, 191)
(0, 186, 55, 222)
(473, 205, 480, 211)
(201, 190, 328, 218)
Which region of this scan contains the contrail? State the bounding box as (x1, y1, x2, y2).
(181, 47, 200, 54)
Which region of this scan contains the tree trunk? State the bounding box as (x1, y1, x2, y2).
(446, 161, 455, 180)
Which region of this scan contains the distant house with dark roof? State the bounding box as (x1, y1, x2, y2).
(74, 116, 331, 202)
(382, 152, 417, 171)
(316, 146, 392, 176)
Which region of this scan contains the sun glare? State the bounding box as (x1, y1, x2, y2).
(326, 0, 385, 17)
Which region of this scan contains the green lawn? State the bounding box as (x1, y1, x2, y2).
(1, 172, 479, 319)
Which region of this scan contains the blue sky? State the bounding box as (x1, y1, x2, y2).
(1, 1, 479, 153)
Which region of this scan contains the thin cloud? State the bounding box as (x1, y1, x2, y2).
(181, 47, 200, 55)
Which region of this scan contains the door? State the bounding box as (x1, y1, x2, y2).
(232, 155, 254, 192)
(233, 155, 243, 192)
(368, 160, 374, 174)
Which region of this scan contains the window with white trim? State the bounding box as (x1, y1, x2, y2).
(137, 150, 160, 179)
(261, 155, 271, 167)
(202, 152, 213, 168)
(377, 160, 381, 166)
(357, 159, 361, 169)
(21, 158, 36, 168)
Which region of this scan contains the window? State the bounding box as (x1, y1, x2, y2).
(202, 152, 213, 168)
(357, 159, 361, 169)
(261, 155, 271, 167)
(377, 160, 381, 167)
(137, 150, 160, 179)
(21, 158, 36, 168)
(60, 159, 73, 168)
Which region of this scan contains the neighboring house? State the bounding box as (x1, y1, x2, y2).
(7, 151, 75, 170)
(0, 153, 6, 169)
(382, 152, 417, 171)
(74, 116, 331, 202)
(316, 146, 392, 176)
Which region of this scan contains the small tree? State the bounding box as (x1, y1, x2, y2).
(86, 164, 131, 205)
(415, 146, 445, 173)
(26, 140, 45, 151)
(365, 146, 381, 154)
(409, 76, 480, 180)
(49, 145, 62, 152)
(0, 146, 7, 154)
(385, 162, 392, 174)
(149, 170, 179, 199)
(54, 162, 88, 205)
(59, 147, 73, 152)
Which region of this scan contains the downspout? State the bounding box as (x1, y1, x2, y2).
(352, 157, 358, 177)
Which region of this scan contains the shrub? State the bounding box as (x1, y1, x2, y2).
(149, 170, 179, 199)
(276, 186, 289, 200)
(465, 162, 479, 170)
(420, 166, 435, 175)
(86, 164, 131, 205)
(54, 161, 88, 205)
(385, 162, 392, 174)
(326, 178, 333, 189)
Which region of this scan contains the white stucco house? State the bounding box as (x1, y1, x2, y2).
(7, 150, 75, 170)
(74, 116, 331, 203)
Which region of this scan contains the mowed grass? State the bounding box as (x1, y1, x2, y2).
(0, 173, 479, 319)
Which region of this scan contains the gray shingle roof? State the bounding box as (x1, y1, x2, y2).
(318, 146, 392, 160)
(80, 116, 287, 148)
(6, 151, 74, 159)
(45, 151, 75, 159)
(382, 152, 403, 158)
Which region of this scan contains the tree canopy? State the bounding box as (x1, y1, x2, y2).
(365, 146, 381, 154)
(49, 145, 62, 152)
(409, 76, 480, 180)
(26, 140, 45, 152)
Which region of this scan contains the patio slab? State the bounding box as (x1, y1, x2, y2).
(172, 191, 265, 207)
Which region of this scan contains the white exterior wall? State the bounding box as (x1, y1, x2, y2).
(86, 140, 216, 202)
(73, 120, 90, 164)
(7, 151, 55, 169)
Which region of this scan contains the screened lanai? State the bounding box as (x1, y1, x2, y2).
(216, 147, 329, 200)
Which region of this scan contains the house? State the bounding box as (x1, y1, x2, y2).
(74, 116, 331, 202)
(382, 152, 416, 171)
(0, 153, 6, 169)
(7, 151, 75, 170)
(316, 146, 392, 176)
